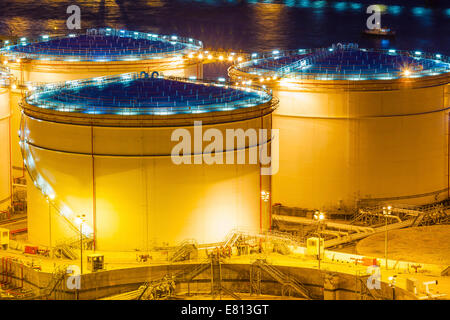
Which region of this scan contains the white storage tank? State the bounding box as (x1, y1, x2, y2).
(20, 72, 277, 251)
(230, 43, 450, 211)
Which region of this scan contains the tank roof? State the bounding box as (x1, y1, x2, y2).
(235, 43, 450, 81)
(25, 72, 272, 116)
(0, 28, 202, 62)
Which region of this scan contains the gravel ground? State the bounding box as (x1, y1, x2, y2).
(356, 225, 450, 266)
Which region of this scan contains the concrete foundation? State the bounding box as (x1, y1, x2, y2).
(0, 258, 417, 300)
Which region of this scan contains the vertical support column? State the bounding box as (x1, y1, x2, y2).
(323, 274, 340, 300)
(0, 88, 12, 213)
(447, 112, 449, 199)
(1, 257, 4, 283)
(259, 170, 262, 233)
(49, 203, 52, 251)
(20, 264, 23, 288)
(8, 102, 13, 216)
(91, 124, 97, 251)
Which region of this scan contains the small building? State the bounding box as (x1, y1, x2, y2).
(0, 227, 9, 250)
(87, 254, 105, 272)
(306, 237, 324, 258)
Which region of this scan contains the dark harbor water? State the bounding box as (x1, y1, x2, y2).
(0, 0, 449, 77)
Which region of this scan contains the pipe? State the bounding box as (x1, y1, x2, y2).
(6, 257, 9, 284)
(20, 264, 24, 288)
(91, 124, 97, 251)
(8, 101, 13, 215)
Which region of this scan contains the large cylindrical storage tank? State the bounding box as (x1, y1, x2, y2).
(20, 72, 277, 251)
(230, 44, 450, 211)
(0, 28, 203, 179)
(0, 68, 11, 212)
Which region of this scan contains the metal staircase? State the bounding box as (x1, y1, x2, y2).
(53, 235, 94, 260)
(252, 259, 311, 300)
(169, 239, 198, 262)
(413, 203, 449, 226)
(211, 257, 222, 296)
(357, 274, 386, 300)
(101, 289, 142, 300)
(208, 257, 241, 300)
(54, 243, 78, 260)
(40, 266, 67, 299)
(220, 285, 241, 300)
(175, 260, 211, 282)
(223, 230, 242, 248)
(354, 202, 450, 227)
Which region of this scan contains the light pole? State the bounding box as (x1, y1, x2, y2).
(388, 275, 397, 300)
(261, 191, 270, 209)
(260, 191, 270, 250)
(382, 205, 392, 270)
(313, 211, 325, 270)
(75, 214, 86, 274)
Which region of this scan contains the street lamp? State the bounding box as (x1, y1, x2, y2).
(388, 275, 397, 300)
(261, 191, 270, 202)
(75, 214, 86, 274)
(313, 211, 325, 270)
(261, 191, 270, 231)
(382, 205, 392, 269)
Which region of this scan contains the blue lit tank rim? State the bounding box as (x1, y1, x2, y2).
(0, 28, 202, 62)
(22, 72, 276, 127)
(235, 43, 450, 81)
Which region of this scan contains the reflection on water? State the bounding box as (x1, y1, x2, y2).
(0, 0, 448, 53)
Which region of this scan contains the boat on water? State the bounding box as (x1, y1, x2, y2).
(363, 27, 396, 37)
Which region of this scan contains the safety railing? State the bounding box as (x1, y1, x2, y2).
(235, 46, 450, 81)
(24, 72, 274, 116)
(0, 27, 202, 62)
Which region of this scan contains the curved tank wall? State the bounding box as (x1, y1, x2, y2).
(0, 84, 11, 212)
(230, 45, 450, 210)
(20, 74, 276, 251)
(0, 28, 203, 179)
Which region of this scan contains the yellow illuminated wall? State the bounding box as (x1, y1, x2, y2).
(0, 87, 11, 211)
(23, 111, 272, 251)
(270, 78, 450, 210)
(2, 57, 203, 181)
